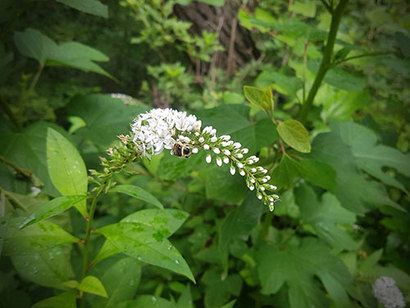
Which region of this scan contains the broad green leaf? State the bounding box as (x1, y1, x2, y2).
(11, 245, 74, 289)
(66, 94, 148, 149)
(32, 291, 77, 308)
(89, 257, 141, 307)
(243, 86, 274, 116)
(47, 128, 88, 217)
(111, 185, 163, 209)
(256, 238, 351, 308)
(121, 208, 189, 234)
(309, 132, 403, 213)
(295, 184, 357, 251)
(117, 296, 176, 308)
(4, 220, 79, 256)
(277, 120, 311, 153)
(331, 121, 410, 193)
(271, 155, 336, 190)
(219, 193, 263, 272)
(14, 28, 113, 78)
(97, 222, 195, 282)
(202, 268, 242, 308)
(78, 276, 108, 297)
(0, 122, 66, 196)
(56, 0, 108, 18)
(289, 1, 316, 17)
(204, 166, 248, 204)
(157, 150, 206, 181)
(360, 249, 383, 273)
(308, 60, 366, 91)
(19, 195, 87, 229)
(195, 104, 277, 154)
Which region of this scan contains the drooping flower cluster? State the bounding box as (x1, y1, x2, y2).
(128, 108, 279, 210)
(372, 277, 405, 308)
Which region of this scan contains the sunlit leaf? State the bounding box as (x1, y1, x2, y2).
(56, 0, 108, 18)
(47, 128, 88, 217)
(78, 276, 108, 297)
(277, 119, 311, 153)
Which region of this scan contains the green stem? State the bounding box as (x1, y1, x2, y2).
(298, 0, 349, 124)
(79, 185, 105, 306)
(333, 51, 392, 66)
(28, 64, 44, 93)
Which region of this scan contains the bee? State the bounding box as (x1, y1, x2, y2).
(172, 142, 192, 158)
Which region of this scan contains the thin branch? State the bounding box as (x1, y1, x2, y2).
(332, 51, 393, 66)
(320, 0, 333, 13)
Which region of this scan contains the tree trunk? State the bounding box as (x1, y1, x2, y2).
(173, 0, 259, 76)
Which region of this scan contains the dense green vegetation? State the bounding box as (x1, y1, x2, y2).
(1, 0, 409, 307)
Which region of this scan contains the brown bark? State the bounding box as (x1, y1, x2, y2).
(173, 1, 259, 75)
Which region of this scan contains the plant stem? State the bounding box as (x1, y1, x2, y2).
(298, 0, 349, 124)
(0, 97, 23, 132)
(28, 64, 44, 93)
(79, 185, 104, 306)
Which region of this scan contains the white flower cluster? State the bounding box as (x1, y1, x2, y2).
(131, 108, 201, 158)
(372, 276, 405, 308)
(130, 108, 279, 210)
(191, 125, 279, 211)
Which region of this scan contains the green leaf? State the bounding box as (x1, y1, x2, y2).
(111, 185, 163, 209)
(4, 220, 79, 256)
(308, 60, 365, 91)
(96, 217, 194, 282)
(89, 257, 141, 307)
(14, 28, 57, 65)
(256, 238, 351, 308)
(309, 132, 403, 213)
(202, 268, 242, 308)
(295, 184, 357, 251)
(66, 94, 148, 149)
(32, 291, 77, 308)
(243, 86, 274, 116)
(121, 209, 189, 234)
(331, 121, 410, 193)
(11, 245, 74, 289)
(0, 122, 66, 196)
(78, 276, 108, 297)
(14, 28, 113, 78)
(56, 0, 108, 18)
(204, 166, 248, 204)
(219, 193, 263, 272)
(19, 195, 87, 229)
(277, 120, 311, 153)
(176, 285, 193, 308)
(47, 128, 88, 217)
(289, 1, 316, 18)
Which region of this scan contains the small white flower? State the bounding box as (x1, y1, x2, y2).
(248, 184, 255, 191)
(269, 204, 274, 212)
(221, 142, 229, 147)
(230, 166, 236, 175)
(250, 178, 255, 183)
(251, 168, 257, 173)
(206, 154, 212, 163)
(260, 186, 265, 191)
(213, 148, 221, 154)
(233, 142, 241, 149)
(236, 153, 243, 159)
(248, 160, 254, 165)
(239, 170, 245, 176)
(237, 162, 244, 168)
(210, 136, 217, 143)
(262, 168, 268, 174)
(223, 150, 231, 156)
(257, 194, 262, 200)
(223, 157, 229, 164)
(192, 148, 199, 154)
(199, 137, 205, 143)
(220, 135, 231, 141)
(216, 157, 222, 166)
(270, 185, 277, 190)
(242, 148, 249, 154)
(373, 277, 405, 308)
(204, 144, 210, 150)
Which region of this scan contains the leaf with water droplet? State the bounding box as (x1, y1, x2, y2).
(97, 222, 195, 282)
(19, 195, 87, 229)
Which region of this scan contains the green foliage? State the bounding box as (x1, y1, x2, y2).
(1, 0, 409, 307)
